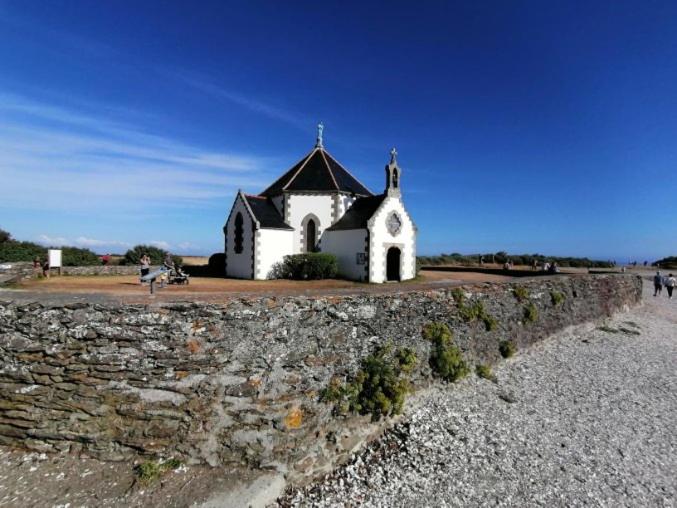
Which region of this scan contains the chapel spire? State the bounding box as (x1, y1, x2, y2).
(315, 122, 324, 149)
(385, 147, 401, 197)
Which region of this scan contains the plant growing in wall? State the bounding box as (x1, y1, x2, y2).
(550, 291, 565, 306)
(513, 286, 529, 302)
(320, 345, 414, 421)
(423, 322, 470, 382)
(475, 363, 495, 381)
(499, 340, 517, 358)
(456, 299, 497, 331)
(524, 302, 538, 323)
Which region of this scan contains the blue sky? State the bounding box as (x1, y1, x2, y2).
(1, 1, 675, 260)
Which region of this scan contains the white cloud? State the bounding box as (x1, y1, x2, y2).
(171, 72, 311, 131)
(149, 240, 171, 250)
(0, 93, 273, 212)
(37, 234, 69, 246)
(74, 237, 131, 248)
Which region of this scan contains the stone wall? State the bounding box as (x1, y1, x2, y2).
(60, 265, 158, 276)
(0, 274, 641, 482)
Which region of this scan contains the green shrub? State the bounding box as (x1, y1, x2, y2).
(135, 458, 182, 483)
(457, 300, 497, 331)
(270, 253, 338, 280)
(524, 302, 538, 323)
(475, 364, 494, 380)
(0, 240, 46, 263)
(122, 245, 182, 266)
(499, 340, 517, 358)
(458, 300, 483, 322)
(513, 286, 529, 302)
(395, 347, 418, 373)
(61, 247, 100, 266)
(320, 345, 412, 421)
(482, 313, 497, 331)
(424, 322, 470, 382)
(0, 228, 11, 244)
(451, 287, 465, 305)
(550, 291, 565, 306)
(208, 253, 226, 276)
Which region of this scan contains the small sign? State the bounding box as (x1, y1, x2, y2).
(356, 252, 366, 265)
(48, 249, 62, 268)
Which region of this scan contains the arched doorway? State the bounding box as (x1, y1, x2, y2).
(306, 219, 317, 253)
(386, 247, 401, 281)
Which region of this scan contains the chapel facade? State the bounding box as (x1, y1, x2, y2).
(223, 126, 417, 283)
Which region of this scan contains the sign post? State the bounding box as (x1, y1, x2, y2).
(48, 249, 62, 276)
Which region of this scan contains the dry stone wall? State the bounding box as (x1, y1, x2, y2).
(0, 274, 641, 482)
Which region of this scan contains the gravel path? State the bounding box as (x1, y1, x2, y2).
(280, 281, 677, 507)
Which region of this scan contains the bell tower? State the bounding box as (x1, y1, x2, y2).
(385, 147, 401, 197)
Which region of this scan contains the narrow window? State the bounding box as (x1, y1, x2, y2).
(393, 169, 399, 188)
(306, 219, 316, 253)
(234, 212, 244, 254)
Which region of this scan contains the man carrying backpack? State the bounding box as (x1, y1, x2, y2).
(653, 271, 664, 297)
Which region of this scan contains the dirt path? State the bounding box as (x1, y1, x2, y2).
(2, 270, 515, 304)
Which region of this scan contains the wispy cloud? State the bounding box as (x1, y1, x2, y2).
(36, 234, 130, 249)
(171, 71, 311, 131)
(0, 93, 272, 212)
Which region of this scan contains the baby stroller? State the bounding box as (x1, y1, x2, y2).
(169, 265, 190, 285)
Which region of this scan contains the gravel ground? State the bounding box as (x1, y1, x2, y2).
(280, 281, 677, 507)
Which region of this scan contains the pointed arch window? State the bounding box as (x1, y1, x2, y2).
(392, 168, 399, 188)
(306, 219, 317, 253)
(234, 212, 244, 254)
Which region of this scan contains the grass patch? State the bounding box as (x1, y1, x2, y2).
(524, 302, 538, 323)
(550, 291, 565, 306)
(424, 322, 470, 382)
(457, 300, 497, 331)
(475, 364, 494, 381)
(451, 288, 465, 305)
(499, 340, 517, 358)
(135, 458, 182, 483)
(513, 286, 529, 302)
(320, 345, 413, 421)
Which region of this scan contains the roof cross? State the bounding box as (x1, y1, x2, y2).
(316, 122, 324, 148)
(390, 147, 398, 164)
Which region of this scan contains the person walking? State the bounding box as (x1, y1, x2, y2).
(653, 271, 664, 297)
(140, 253, 151, 277)
(666, 273, 676, 299)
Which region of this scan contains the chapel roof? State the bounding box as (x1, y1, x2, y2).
(243, 194, 293, 230)
(325, 194, 387, 231)
(260, 147, 373, 197)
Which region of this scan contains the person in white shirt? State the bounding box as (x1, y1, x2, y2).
(665, 273, 676, 299)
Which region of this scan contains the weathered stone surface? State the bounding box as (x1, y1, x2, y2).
(0, 274, 642, 482)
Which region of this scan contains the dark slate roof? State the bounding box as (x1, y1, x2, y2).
(243, 195, 292, 229)
(260, 147, 373, 197)
(326, 194, 387, 231)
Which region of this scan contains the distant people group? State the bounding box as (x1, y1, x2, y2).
(654, 271, 676, 299)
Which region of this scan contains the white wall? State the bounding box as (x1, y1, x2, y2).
(225, 196, 255, 279)
(255, 228, 294, 279)
(336, 194, 357, 220)
(368, 197, 417, 283)
(286, 194, 334, 253)
(321, 229, 368, 281)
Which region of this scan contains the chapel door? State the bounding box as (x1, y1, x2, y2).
(386, 247, 401, 281)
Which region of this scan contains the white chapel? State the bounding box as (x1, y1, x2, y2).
(223, 125, 417, 283)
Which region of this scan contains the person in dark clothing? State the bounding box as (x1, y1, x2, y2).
(653, 271, 663, 297)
